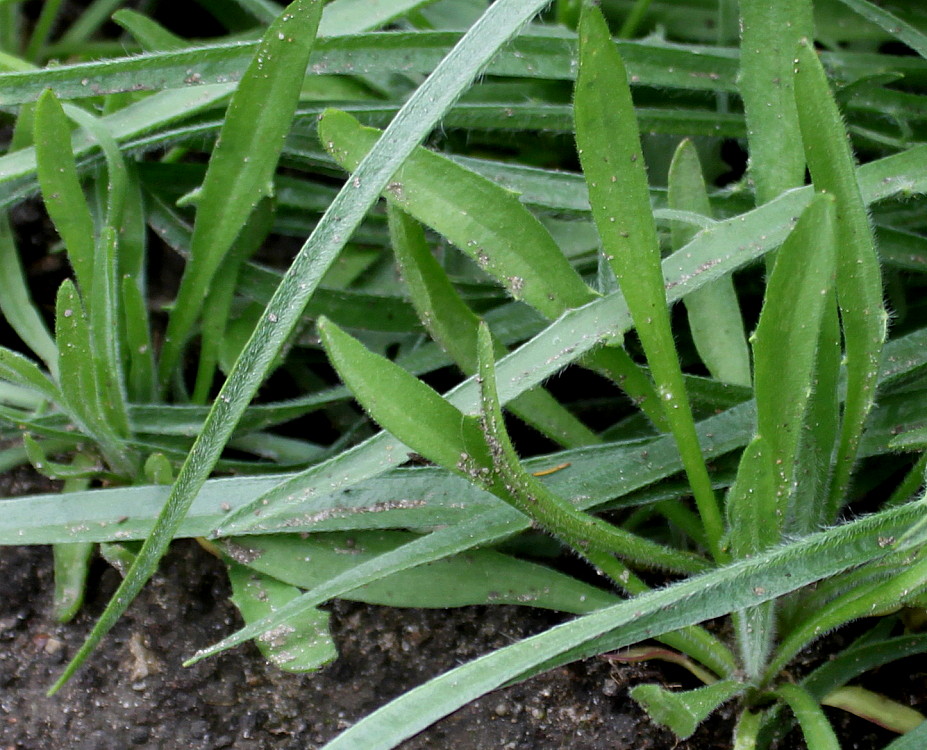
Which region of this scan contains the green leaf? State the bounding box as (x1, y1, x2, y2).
(476, 322, 708, 575)
(319, 0, 439, 35)
(112, 9, 186, 51)
(574, 5, 722, 558)
(52, 542, 94, 623)
(33, 89, 95, 299)
(832, 0, 927, 60)
(226, 561, 338, 673)
(788, 293, 841, 537)
(387, 205, 599, 448)
(794, 40, 888, 521)
(0, 346, 61, 404)
(60, 103, 129, 235)
(752, 193, 836, 528)
(319, 108, 595, 320)
(631, 679, 744, 739)
(51, 0, 554, 694)
(725, 436, 777, 678)
(725, 436, 777, 559)
(221, 531, 619, 614)
(668, 138, 749, 387)
(315, 499, 927, 750)
(143, 453, 174, 486)
(157, 0, 324, 390)
(738, 0, 812, 204)
(319, 317, 486, 477)
(192, 196, 274, 403)
(776, 684, 839, 750)
(88, 226, 131, 443)
(121, 277, 156, 404)
(54, 281, 111, 450)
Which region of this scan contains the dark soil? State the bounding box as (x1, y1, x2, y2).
(2, 470, 926, 749)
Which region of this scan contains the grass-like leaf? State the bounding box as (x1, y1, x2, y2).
(574, 5, 722, 557)
(157, 0, 324, 390)
(752, 193, 836, 527)
(832, 0, 927, 60)
(738, 0, 811, 204)
(668, 138, 749, 387)
(319, 316, 487, 475)
(33, 90, 95, 298)
(222, 531, 619, 613)
(388, 205, 599, 448)
(317, 499, 927, 749)
(794, 40, 888, 522)
(49, 0, 555, 694)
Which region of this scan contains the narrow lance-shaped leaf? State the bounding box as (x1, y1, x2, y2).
(222, 531, 620, 614)
(54, 280, 122, 465)
(317, 499, 927, 750)
(724, 436, 777, 679)
(88, 226, 131, 444)
(794, 41, 888, 521)
(319, 108, 595, 321)
(753, 193, 836, 527)
(33, 89, 95, 300)
(574, 5, 723, 557)
(157, 0, 324, 391)
(192, 197, 275, 403)
(775, 684, 840, 750)
(51, 460, 95, 623)
(318, 316, 488, 478)
(321, 109, 669, 427)
(738, 0, 812, 205)
(788, 291, 840, 537)
(51, 1, 555, 697)
(61, 103, 128, 235)
(388, 205, 599, 448)
(668, 138, 749, 387)
(476, 322, 709, 575)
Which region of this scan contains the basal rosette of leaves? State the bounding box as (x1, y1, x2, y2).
(1, 1, 927, 748)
